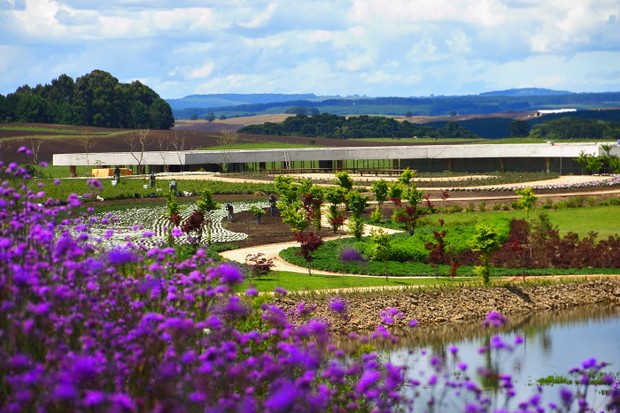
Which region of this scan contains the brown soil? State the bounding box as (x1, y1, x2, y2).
(0, 122, 410, 165)
(222, 210, 341, 248)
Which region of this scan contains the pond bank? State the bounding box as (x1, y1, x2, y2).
(271, 277, 620, 335)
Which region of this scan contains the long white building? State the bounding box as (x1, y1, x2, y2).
(53, 142, 620, 176)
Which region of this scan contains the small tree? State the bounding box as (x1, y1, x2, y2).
(294, 231, 324, 276)
(388, 182, 404, 207)
(346, 190, 369, 241)
(302, 185, 324, 231)
(334, 171, 354, 190)
(370, 229, 392, 281)
(398, 167, 415, 185)
(469, 223, 503, 285)
(325, 186, 346, 233)
(280, 200, 310, 233)
(166, 191, 181, 245)
(392, 185, 424, 235)
(196, 189, 220, 244)
(250, 205, 265, 224)
(371, 179, 389, 210)
(515, 187, 537, 220)
(245, 252, 274, 278)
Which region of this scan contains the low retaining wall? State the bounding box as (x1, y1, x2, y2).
(272, 278, 620, 335)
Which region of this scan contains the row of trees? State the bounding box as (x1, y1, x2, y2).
(0, 70, 175, 129)
(529, 117, 620, 140)
(576, 144, 620, 174)
(239, 113, 479, 139)
(272, 169, 432, 277)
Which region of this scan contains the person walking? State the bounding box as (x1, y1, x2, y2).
(169, 179, 179, 196)
(226, 203, 234, 221)
(113, 166, 121, 184)
(268, 194, 277, 216)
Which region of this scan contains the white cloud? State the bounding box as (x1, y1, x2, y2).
(236, 2, 276, 28)
(0, 0, 619, 97)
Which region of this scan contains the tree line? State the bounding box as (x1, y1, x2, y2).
(0, 70, 175, 129)
(239, 113, 479, 139)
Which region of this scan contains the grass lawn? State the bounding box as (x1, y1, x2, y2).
(420, 205, 620, 239)
(241, 271, 474, 293)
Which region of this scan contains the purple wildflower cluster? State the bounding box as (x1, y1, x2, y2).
(339, 247, 366, 263)
(1, 158, 618, 412)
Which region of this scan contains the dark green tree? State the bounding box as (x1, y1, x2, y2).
(509, 120, 531, 137)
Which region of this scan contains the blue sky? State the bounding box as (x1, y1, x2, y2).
(1, 0, 619, 99)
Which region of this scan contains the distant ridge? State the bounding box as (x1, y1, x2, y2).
(479, 88, 574, 97)
(166, 93, 321, 110)
(167, 89, 620, 120)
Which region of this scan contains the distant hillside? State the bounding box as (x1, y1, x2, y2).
(169, 89, 620, 120)
(167, 93, 323, 110)
(479, 88, 574, 97)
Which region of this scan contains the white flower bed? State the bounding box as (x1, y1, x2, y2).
(88, 201, 269, 249)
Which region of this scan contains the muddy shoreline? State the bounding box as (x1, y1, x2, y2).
(271, 277, 620, 335)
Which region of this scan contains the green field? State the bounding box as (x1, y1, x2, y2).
(421, 205, 620, 239)
(241, 271, 472, 292)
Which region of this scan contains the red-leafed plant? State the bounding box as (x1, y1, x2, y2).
(294, 231, 324, 276)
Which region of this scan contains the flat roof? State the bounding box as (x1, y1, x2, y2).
(53, 142, 619, 167)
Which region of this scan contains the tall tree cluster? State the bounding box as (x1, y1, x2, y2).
(0, 70, 174, 129)
(239, 113, 478, 139)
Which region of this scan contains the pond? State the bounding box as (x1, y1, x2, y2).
(387, 304, 620, 411)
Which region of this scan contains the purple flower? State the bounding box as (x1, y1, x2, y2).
(171, 227, 183, 237)
(483, 311, 507, 327)
(265, 379, 297, 412)
(17, 146, 32, 155)
(107, 248, 135, 266)
(340, 247, 365, 263)
(216, 263, 244, 285)
(356, 370, 381, 394)
(84, 390, 105, 407)
(581, 357, 597, 369)
(329, 298, 347, 314)
(408, 319, 419, 327)
(457, 362, 468, 371)
(86, 179, 103, 191)
(245, 287, 259, 296)
(53, 383, 78, 400)
(560, 387, 573, 406)
(274, 287, 288, 295)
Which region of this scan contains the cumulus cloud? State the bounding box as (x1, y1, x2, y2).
(0, 0, 618, 97)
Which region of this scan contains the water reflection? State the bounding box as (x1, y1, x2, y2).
(391, 303, 620, 351)
(382, 304, 620, 411)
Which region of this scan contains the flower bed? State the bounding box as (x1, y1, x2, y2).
(89, 201, 269, 248)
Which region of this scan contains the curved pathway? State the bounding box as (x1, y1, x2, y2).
(219, 225, 402, 276)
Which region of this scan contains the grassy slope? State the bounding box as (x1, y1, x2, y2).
(421, 205, 620, 239)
